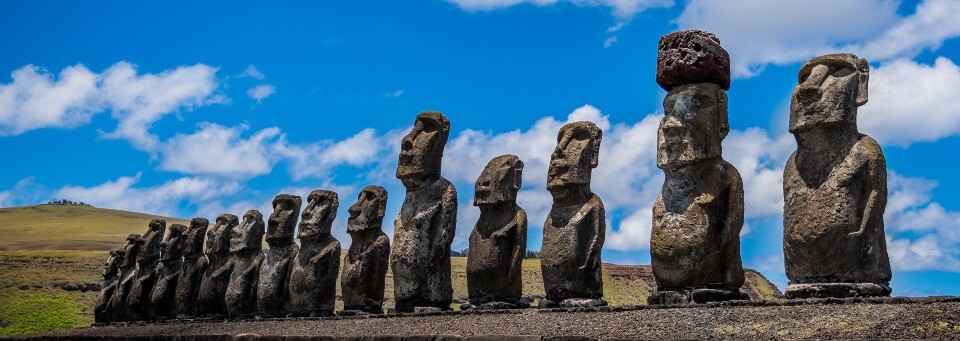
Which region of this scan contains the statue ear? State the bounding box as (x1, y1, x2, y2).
(716, 87, 730, 140)
(856, 57, 869, 107)
(512, 158, 524, 190)
(589, 126, 602, 168)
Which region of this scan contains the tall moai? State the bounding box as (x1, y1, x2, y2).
(225, 210, 266, 316)
(466, 155, 528, 309)
(197, 214, 238, 317)
(94, 249, 125, 323)
(175, 218, 209, 318)
(148, 223, 187, 319)
(341, 186, 391, 314)
(107, 234, 142, 322)
(783, 53, 891, 298)
(257, 194, 301, 316)
(649, 30, 746, 305)
(391, 112, 458, 312)
(125, 219, 166, 320)
(541, 121, 606, 308)
(288, 190, 341, 316)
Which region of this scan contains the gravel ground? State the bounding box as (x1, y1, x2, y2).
(25, 297, 960, 340)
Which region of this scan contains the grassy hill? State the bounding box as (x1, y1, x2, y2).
(0, 205, 190, 251)
(0, 204, 782, 336)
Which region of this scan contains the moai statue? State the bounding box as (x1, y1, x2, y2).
(94, 249, 124, 323)
(341, 186, 391, 314)
(225, 210, 266, 316)
(466, 155, 528, 309)
(148, 224, 187, 319)
(289, 190, 341, 316)
(197, 214, 238, 317)
(391, 112, 458, 312)
(783, 53, 891, 298)
(175, 218, 209, 318)
(541, 121, 606, 308)
(107, 234, 142, 322)
(125, 219, 166, 320)
(649, 30, 746, 305)
(257, 194, 301, 316)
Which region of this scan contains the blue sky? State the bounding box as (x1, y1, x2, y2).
(2, 0, 960, 295)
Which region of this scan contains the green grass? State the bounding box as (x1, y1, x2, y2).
(0, 295, 83, 336)
(0, 205, 189, 251)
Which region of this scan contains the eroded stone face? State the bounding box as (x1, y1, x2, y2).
(175, 218, 208, 318)
(546, 122, 602, 191)
(789, 54, 869, 133)
(342, 186, 391, 314)
(656, 30, 731, 91)
(149, 224, 187, 319)
(783, 53, 890, 299)
(107, 234, 141, 322)
(258, 194, 301, 316)
(657, 83, 728, 171)
(396, 112, 450, 189)
(541, 122, 606, 306)
(226, 210, 265, 316)
(467, 155, 528, 307)
(392, 112, 458, 312)
(125, 219, 166, 320)
(94, 249, 125, 323)
(197, 214, 238, 316)
(289, 190, 341, 315)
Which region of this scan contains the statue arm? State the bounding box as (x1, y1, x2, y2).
(434, 184, 459, 258)
(722, 166, 745, 286)
(851, 150, 887, 238)
(582, 197, 605, 270)
(510, 209, 528, 278)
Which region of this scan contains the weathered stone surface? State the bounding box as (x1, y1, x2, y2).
(541, 121, 605, 306)
(94, 249, 124, 323)
(650, 82, 745, 304)
(467, 155, 527, 307)
(392, 112, 458, 312)
(175, 218, 209, 318)
(656, 30, 731, 91)
(198, 214, 239, 316)
(107, 234, 142, 322)
(341, 186, 391, 314)
(125, 219, 166, 320)
(289, 190, 341, 316)
(147, 223, 187, 319)
(226, 210, 266, 316)
(784, 53, 891, 298)
(257, 194, 301, 316)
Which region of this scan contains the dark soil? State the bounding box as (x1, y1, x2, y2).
(24, 297, 960, 340)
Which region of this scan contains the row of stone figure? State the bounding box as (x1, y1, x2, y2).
(94, 29, 894, 322)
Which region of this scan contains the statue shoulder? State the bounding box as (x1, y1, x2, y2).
(854, 134, 885, 162)
(720, 160, 744, 189)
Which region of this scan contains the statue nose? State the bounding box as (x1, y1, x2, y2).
(661, 115, 684, 136)
(796, 87, 821, 104)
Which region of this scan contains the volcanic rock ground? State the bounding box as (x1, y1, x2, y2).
(23, 297, 960, 340)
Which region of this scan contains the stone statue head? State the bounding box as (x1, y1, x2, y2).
(206, 214, 238, 256)
(789, 53, 869, 133)
(137, 219, 167, 265)
(396, 112, 451, 189)
(183, 218, 208, 258)
(547, 121, 602, 191)
(119, 234, 142, 268)
(267, 194, 301, 247)
(657, 82, 729, 171)
(299, 190, 338, 239)
(160, 224, 187, 262)
(104, 249, 125, 278)
(231, 210, 265, 253)
(347, 185, 387, 234)
(475, 154, 524, 206)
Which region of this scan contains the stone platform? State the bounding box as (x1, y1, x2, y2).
(20, 297, 960, 340)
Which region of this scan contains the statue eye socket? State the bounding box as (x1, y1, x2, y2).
(831, 67, 854, 78)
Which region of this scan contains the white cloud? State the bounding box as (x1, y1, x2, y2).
(273, 128, 385, 180)
(54, 172, 240, 217)
(159, 123, 281, 179)
(603, 36, 618, 48)
(446, 0, 673, 20)
(385, 89, 404, 98)
(859, 57, 960, 146)
(676, 0, 960, 78)
(723, 128, 794, 218)
(246, 84, 276, 103)
(0, 177, 46, 207)
(239, 65, 266, 80)
(99, 62, 224, 151)
(0, 64, 100, 135)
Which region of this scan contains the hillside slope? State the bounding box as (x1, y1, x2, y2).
(0, 205, 189, 251)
